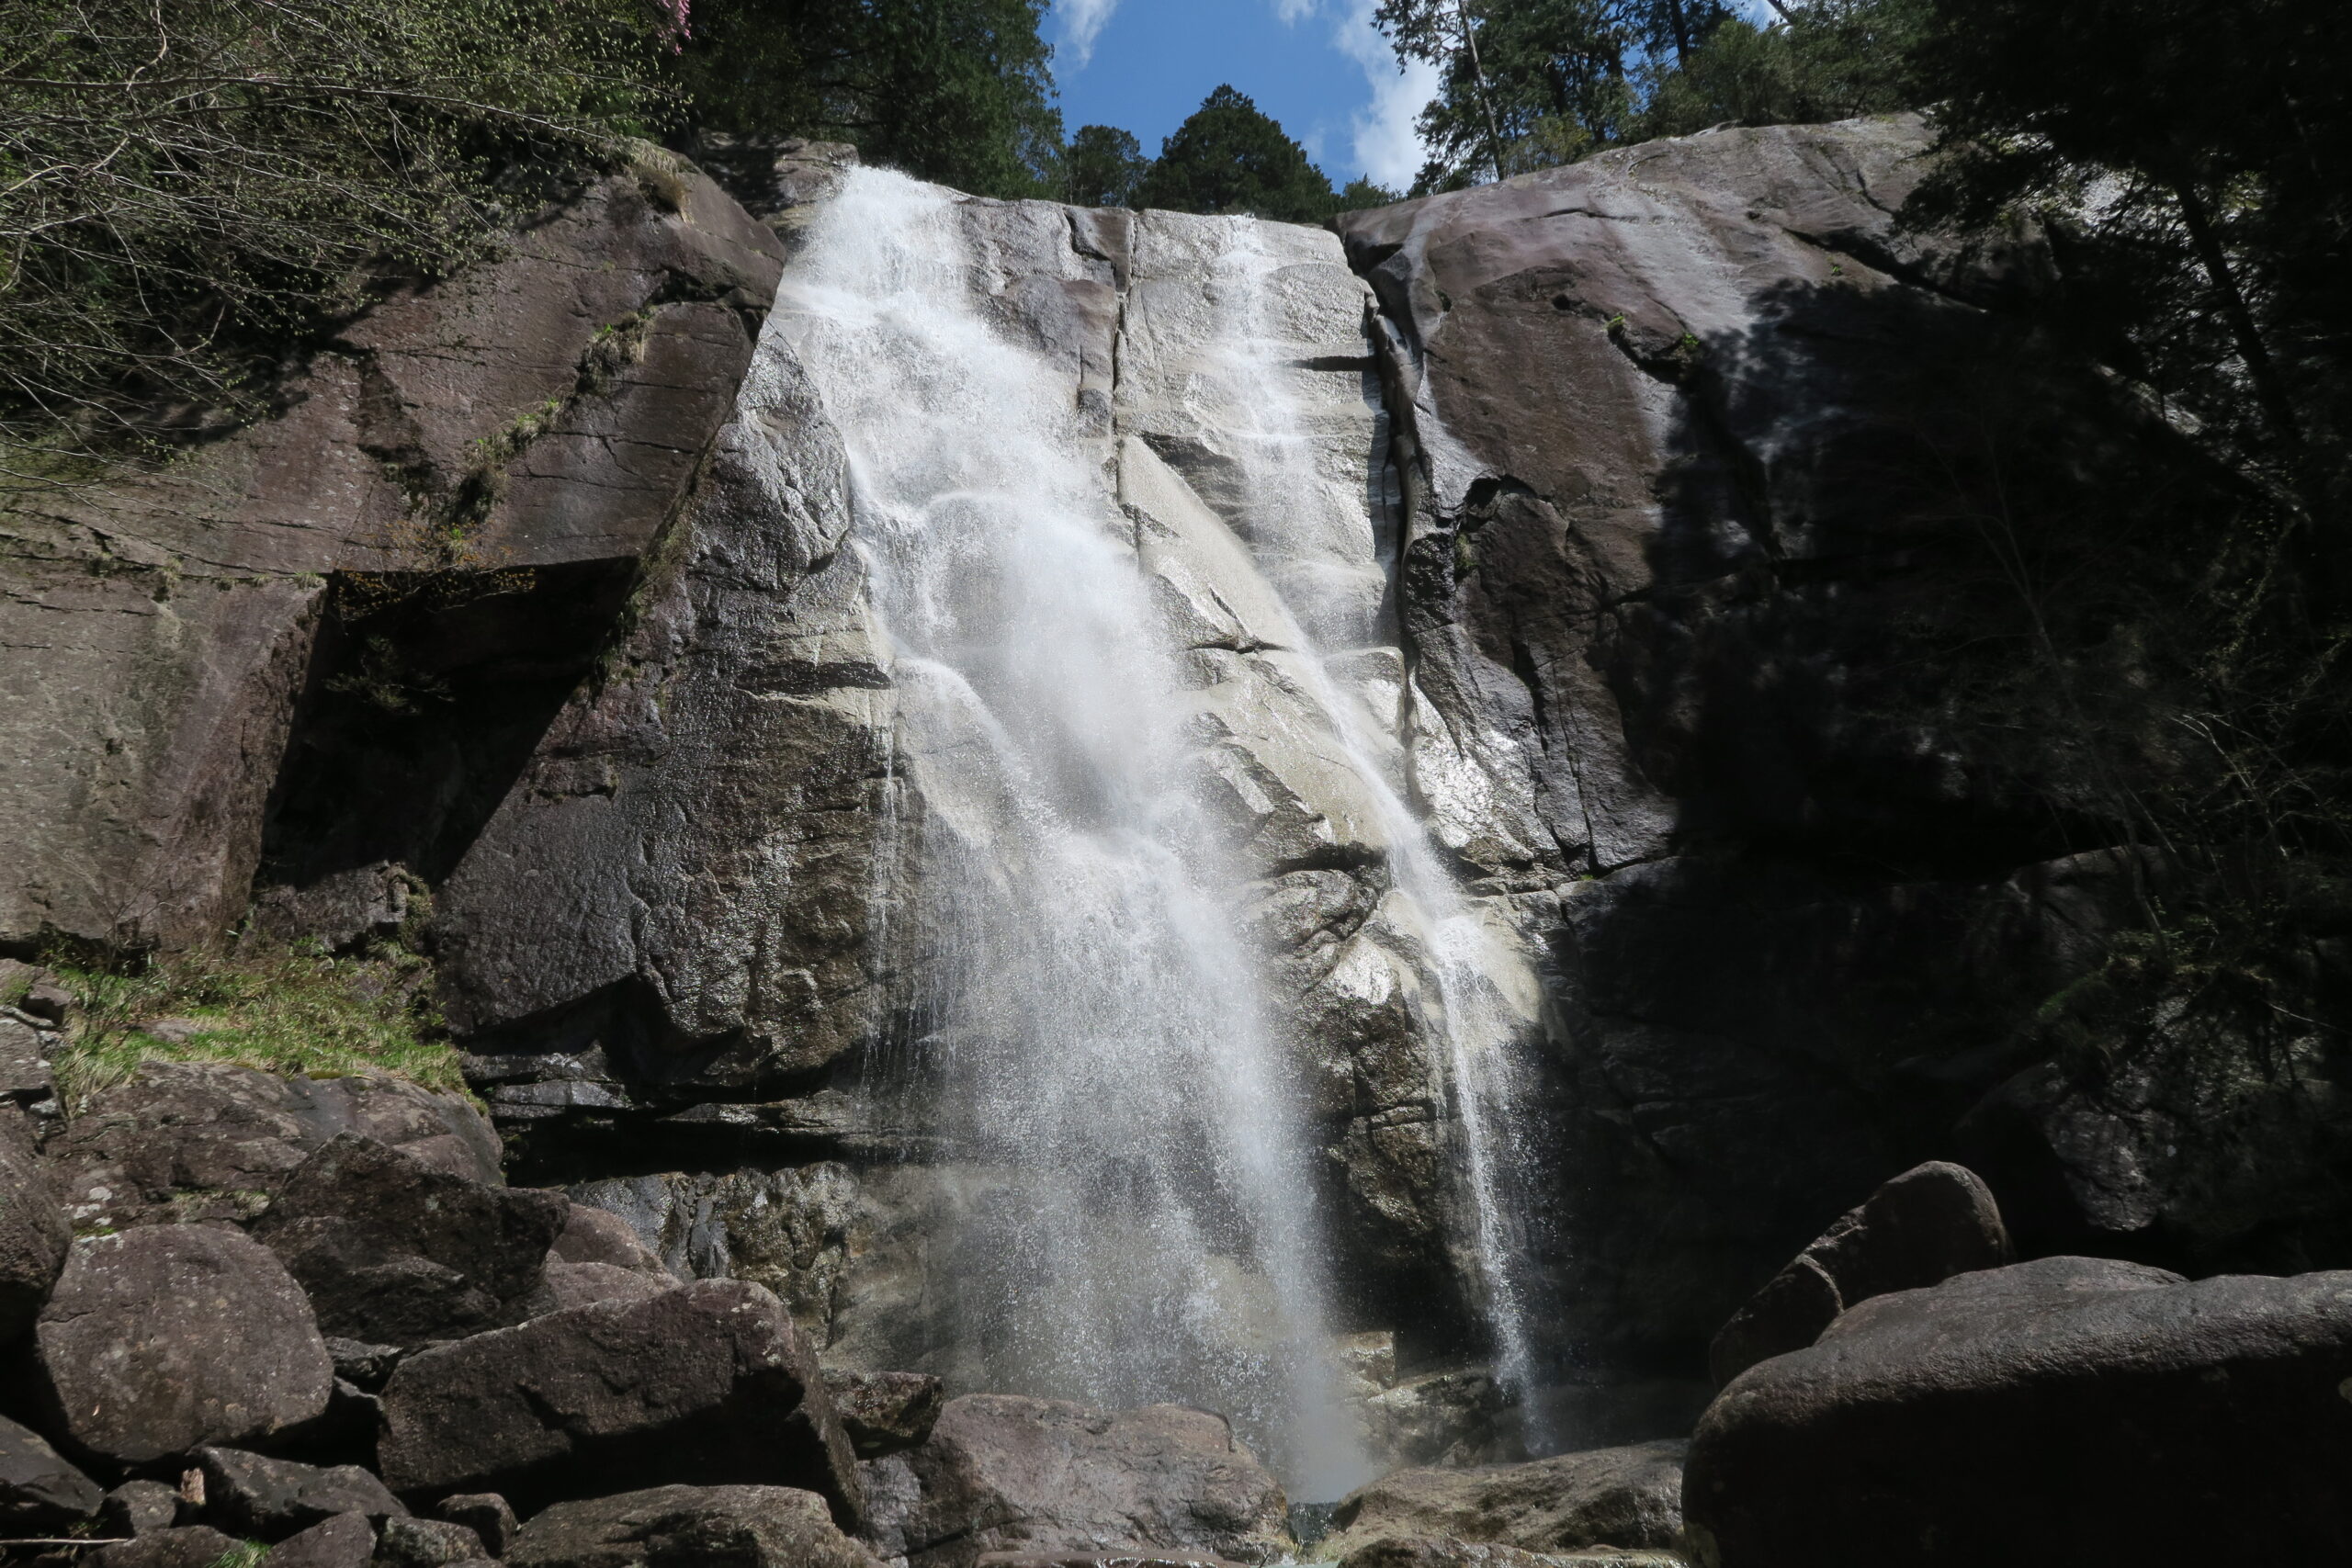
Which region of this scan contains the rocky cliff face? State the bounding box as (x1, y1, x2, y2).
(6, 115, 2345, 1481)
(1, 152, 783, 954)
(1335, 113, 2352, 1382)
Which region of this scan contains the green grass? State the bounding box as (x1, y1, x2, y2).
(39, 940, 469, 1107)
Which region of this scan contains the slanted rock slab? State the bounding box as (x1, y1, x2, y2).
(504, 1484, 881, 1568)
(1322, 1443, 1686, 1562)
(197, 1447, 406, 1539)
(30, 1225, 334, 1465)
(261, 1513, 379, 1568)
(378, 1279, 860, 1525)
(43, 1063, 503, 1231)
(91, 1527, 245, 1568)
(1684, 1258, 2352, 1565)
(250, 1134, 566, 1346)
(0, 1411, 102, 1529)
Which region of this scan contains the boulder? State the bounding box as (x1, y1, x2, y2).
(196, 1447, 406, 1539)
(863, 1395, 1291, 1568)
(0, 1411, 102, 1529)
(249, 1134, 567, 1345)
(0, 1010, 58, 1108)
(103, 1480, 186, 1538)
(1683, 1258, 2352, 1565)
(28, 1225, 334, 1465)
(373, 1517, 486, 1568)
(1709, 1161, 2011, 1383)
(43, 1064, 502, 1231)
(550, 1204, 673, 1277)
(523, 1258, 671, 1314)
(435, 1495, 516, 1557)
(504, 1484, 882, 1568)
(92, 1529, 245, 1568)
(0, 1107, 68, 1341)
(263, 1514, 379, 1568)
(1322, 1443, 1686, 1561)
(377, 1280, 861, 1525)
(823, 1369, 944, 1458)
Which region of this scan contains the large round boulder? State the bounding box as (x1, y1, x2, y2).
(28, 1225, 334, 1466)
(1684, 1258, 2352, 1565)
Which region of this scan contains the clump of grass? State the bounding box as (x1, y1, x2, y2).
(38, 939, 467, 1107)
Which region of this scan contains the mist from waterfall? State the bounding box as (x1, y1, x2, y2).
(775, 169, 1362, 1495)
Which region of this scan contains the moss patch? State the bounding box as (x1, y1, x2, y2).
(39, 941, 466, 1107)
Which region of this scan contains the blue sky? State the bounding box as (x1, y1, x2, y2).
(1050, 0, 1440, 191)
(1048, 0, 1781, 192)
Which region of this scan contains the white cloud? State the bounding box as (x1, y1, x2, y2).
(1271, 0, 1317, 22)
(1328, 0, 1436, 190)
(1057, 0, 1122, 68)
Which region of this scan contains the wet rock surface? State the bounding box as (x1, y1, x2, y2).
(377, 1280, 860, 1524)
(28, 1225, 334, 1466)
(863, 1395, 1292, 1568)
(1322, 1443, 1686, 1561)
(823, 1370, 945, 1459)
(1684, 1258, 2352, 1563)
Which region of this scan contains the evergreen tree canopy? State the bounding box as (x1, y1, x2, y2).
(1376, 0, 1925, 190)
(672, 0, 1062, 198)
(1133, 85, 1337, 221)
(1909, 0, 2350, 495)
(1065, 124, 1150, 208)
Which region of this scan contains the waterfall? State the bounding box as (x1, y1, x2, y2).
(767, 166, 1555, 1491)
(775, 171, 1360, 1495)
(1189, 225, 1556, 1451)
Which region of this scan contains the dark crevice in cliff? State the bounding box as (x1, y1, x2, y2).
(254, 559, 640, 912)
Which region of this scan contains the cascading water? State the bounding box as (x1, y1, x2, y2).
(767, 164, 1556, 1492)
(774, 170, 1361, 1495)
(1188, 226, 1558, 1450)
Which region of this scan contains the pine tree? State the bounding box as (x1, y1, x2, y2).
(1132, 86, 1338, 222)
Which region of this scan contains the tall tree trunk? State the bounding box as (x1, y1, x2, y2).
(1666, 0, 1692, 63)
(2170, 175, 2302, 451)
(1453, 0, 1509, 182)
